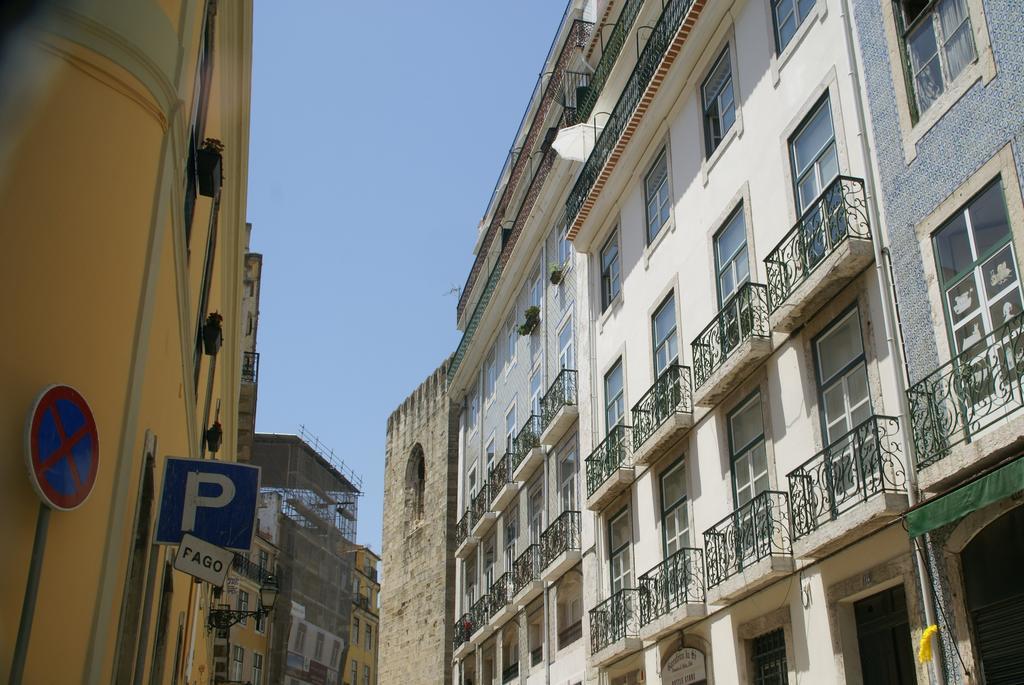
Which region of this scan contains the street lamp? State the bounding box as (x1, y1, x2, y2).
(207, 575, 279, 631)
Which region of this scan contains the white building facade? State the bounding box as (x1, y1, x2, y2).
(447, 0, 952, 683)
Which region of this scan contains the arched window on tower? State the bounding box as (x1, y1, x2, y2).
(406, 444, 426, 521)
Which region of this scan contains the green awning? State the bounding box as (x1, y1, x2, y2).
(907, 457, 1024, 537)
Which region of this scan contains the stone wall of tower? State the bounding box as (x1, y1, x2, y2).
(379, 359, 458, 685)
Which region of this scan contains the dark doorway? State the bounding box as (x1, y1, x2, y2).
(855, 585, 916, 684)
(961, 505, 1024, 684)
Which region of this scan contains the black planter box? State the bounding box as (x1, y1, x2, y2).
(202, 322, 222, 356)
(197, 147, 222, 197)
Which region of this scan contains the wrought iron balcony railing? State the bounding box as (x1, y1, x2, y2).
(512, 544, 541, 596)
(572, 0, 644, 125)
(456, 509, 474, 549)
(589, 588, 640, 654)
(566, 0, 699, 226)
(231, 553, 272, 584)
(451, 261, 503, 377)
(453, 613, 472, 651)
(510, 414, 543, 473)
(540, 369, 578, 434)
(907, 313, 1024, 468)
(241, 351, 259, 384)
(471, 483, 493, 524)
(558, 620, 583, 649)
(540, 510, 581, 569)
(531, 646, 543, 666)
(469, 593, 491, 635)
(561, 71, 591, 120)
(765, 176, 871, 313)
(502, 662, 520, 684)
(703, 491, 792, 589)
(585, 425, 633, 498)
(691, 282, 771, 390)
(631, 364, 692, 450)
(788, 415, 907, 540)
(488, 453, 513, 505)
(638, 547, 705, 625)
(488, 572, 511, 619)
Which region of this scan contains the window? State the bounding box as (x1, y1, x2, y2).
(530, 367, 542, 416)
(652, 294, 679, 376)
(933, 180, 1018, 353)
(363, 665, 371, 685)
(255, 609, 266, 633)
(351, 661, 358, 685)
(315, 632, 324, 660)
(715, 207, 749, 305)
(467, 466, 478, 507)
(352, 617, 360, 647)
(644, 149, 672, 243)
(231, 646, 244, 679)
(660, 461, 689, 557)
(238, 590, 249, 626)
(558, 444, 578, 513)
(896, 0, 976, 117)
(702, 47, 736, 156)
(600, 231, 621, 310)
(353, 576, 360, 595)
(557, 219, 572, 266)
(465, 556, 477, 606)
(558, 317, 575, 370)
(528, 481, 544, 544)
(467, 389, 479, 435)
(772, 0, 816, 52)
(752, 629, 789, 685)
(484, 348, 497, 404)
(504, 505, 518, 570)
(252, 653, 264, 685)
(365, 624, 373, 650)
(729, 394, 770, 508)
(506, 314, 518, 370)
(257, 549, 269, 574)
(815, 309, 871, 501)
(483, 535, 496, 588)
(604, 360, 625, 431)
(330, 640, 341, 668)
(295, 623, 307, 651)
(790, 96, 838, 213)
(530, 268, 543, 308)
(608, 509, 632, 593)
(485, 434, 496, 472)
(505, 400, 518, 453)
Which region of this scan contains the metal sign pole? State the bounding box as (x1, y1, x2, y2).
(9, 503, 51, 685)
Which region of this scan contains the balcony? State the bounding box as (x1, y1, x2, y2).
(631, 364, 693, 466)
(540, 511, 581, 582)
(469, 593, 493, 642)
(540, 369, 579, 446)
(455, 509, 477, 560)
(470, 483, 498, 538)
(487, 572, 515, 627)
(589, 589, 642, 666)
(511, 544, 543, 607)
(558, 620, 583, 650)
(488, 453, 520, 511)
(502, 662, 520, 684)
(638, 548, 706, 641)
(453, 613, 473, 660)
(907, 313, 1024, 490)
(511, 415, 545, 482)
(231, 553, 272, 584)
(585, 425, 634, 511)
(788, 415, 908, 558)
(241, 351, 259, 384)
(451, 261, 502, 377)
(703, 491, 794, 603)
(766, 176, 874, 333)
(691, 282, 773, 407)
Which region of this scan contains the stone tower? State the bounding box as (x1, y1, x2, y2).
(379, 359, 458, 685)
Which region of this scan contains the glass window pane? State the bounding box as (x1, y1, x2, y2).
(610, 511, 630, 550)
(730, 395, 764, 451)
(816, 311, 864, 382)
(661, 462, 686, 506)
(969, 183, 1012, 258)
(716, 210, 746, 269)
(934, 212, 973, 283)
(792, 101, 834, 178)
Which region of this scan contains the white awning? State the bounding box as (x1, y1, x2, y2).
(552, 123, 603, 162)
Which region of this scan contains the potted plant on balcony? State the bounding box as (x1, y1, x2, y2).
(205, 420, 223, 453)
(549, 261, 565, 285)
(518, 306, 541, 336)
(202, 311, 223, 355)
(197, 138, 224, 197)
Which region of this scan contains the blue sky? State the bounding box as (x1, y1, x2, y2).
(246, 1, 571, 552)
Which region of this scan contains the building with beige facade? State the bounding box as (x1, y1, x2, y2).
(345, 545, 381, 685)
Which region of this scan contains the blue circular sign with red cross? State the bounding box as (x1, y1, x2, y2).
(25, 385, 100, 511)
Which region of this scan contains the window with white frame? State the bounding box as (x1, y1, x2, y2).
(505, 400, 518, 453)
(467, 466, 478, 508)
(252, 653, 264, 685)
(557, 219, 572, 266)
(467, 389, 479, 435)
(295, 622, 307, 651)
(528, 480, 544, 544)
(644, 148, 671, 244)
(729, 393, 770, 508)
(352, 617, 359, 647)
(558, 443, 578, 512)
(652, 293, 679, 376)
(715, 206, 750, 306)
(702, 47, 736, 157)
(315, 631, 324, 660)
(485, 433, 495, 472)
(365, 623, 373, 650)
(604, 359, 625, 431)
(608, 509, 632, 593)
(484, 347, 497, 404)
(483, 534, 496, 588)
(895, 0, 976, 118)
(601, 231, 621, 310)
(530, 268, 543, 308)
(351, 661, 358, 685)
(506, 314, 517, 371)
(504, 505, 518, 570)
(238, 590, 249, 626)
(558, 317, 575, 370)
(660, 460, 689, 557)
(330, 640, 340, 668)
(465, 556, 477, 606)
(790, 95, 839, 214)
(530, 366, 542, 416)
(363, 665, 370, 685)
(772, 0, 816, 52)
(231, 646, 244, 679)
(933, 180, 1019, 353)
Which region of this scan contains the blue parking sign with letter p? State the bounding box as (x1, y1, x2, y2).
(155, 457, 261, 551)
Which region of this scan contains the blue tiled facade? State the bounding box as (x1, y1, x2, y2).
(851, 0, 1024, 385)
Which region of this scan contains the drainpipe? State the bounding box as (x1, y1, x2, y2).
(543, 408, 552, 685)
(837, 0, 941, 680)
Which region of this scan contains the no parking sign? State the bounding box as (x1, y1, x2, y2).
(24, 384, 100, 511)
